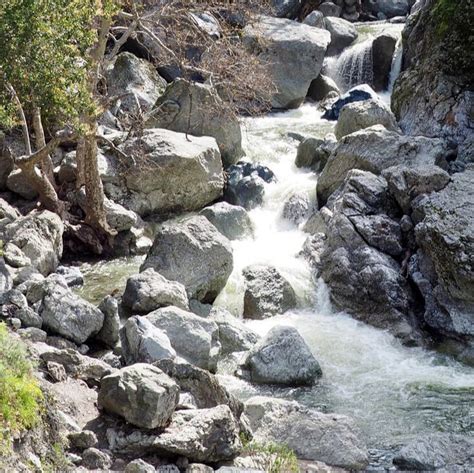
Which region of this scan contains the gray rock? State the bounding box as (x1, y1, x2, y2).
(109, 129, 224, 217)
(335, 98, 400, 139)
(3, 242, 31, 268)
(81, 448, 112, 470)
(243, 16, 330, 109)
(56, 266, 84, 287)
(393, 433, 474, 471)
(123, 268, 189, 314)
(38, 280, 104, 345)
(372, 32, 398, 91)
(18, 327, 47, 343)
(295, 135, 336, 171)
(154, 358, 243, 419)
(208, 307, 260, 355)
(303, 10, 325, 28)
(189, 11, 221, 38)
(319, 2, 342, 17)
(147, 79, 243, 167)
(141, 216, 233, 303)
(104, 197, 138, 232)
(96, 296, 121, 347)
(307, 74, 340, 102)
(0, 138, 13, 190)
(369, 0, 410, 18)
(243, 265, 297, 320)
(125, 459, 156, 473)
(272, 0, 302, 18)
(317, 125, 448, 205)
(107, 52, 166, 120)
(282, 193, 312, 225)
(186, 465, 213, 473)
(239, 326, 322, 386)
(120, 315, 176, 365)
(6, 169, 38, 200)
(200, 202, 253, 240)
(324, 17, 358, 55)
(147, 306, 221, 371)
(383, 164, 451, 213)
(3, 210, 63, 275)
(68, 430, 98, 450)
(243, 396, 369, 469)
(98, 364, 179, 429)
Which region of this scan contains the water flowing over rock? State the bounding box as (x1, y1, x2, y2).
(322, 84, 376, 120)
(335, 97, 400, 139)
(307, 74, 340, 102)
(98, 364, 179, 429)
(146, 306, 221, 371)
(317, 125, 448, 205)
(122, 268, 189, 313)
(146, 79, 243, 167)
(243, 265, 297, 319)
(2, 210, 63, 276)
(141, 216, 233, 303)
(243, 396, 369, 469)
(239, 326, 322, 386)
(243, 16, 330, 109)
(105, 129, 224, 217)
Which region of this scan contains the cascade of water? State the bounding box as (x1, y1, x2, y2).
(387, 36, 403, 93)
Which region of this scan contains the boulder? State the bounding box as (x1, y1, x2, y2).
(322, 84, 377, 120)
(243, 396, 369, 469)
(141, 216, 233, 303)
(224, 161, 275, 210)
(282, 193, 312, 225)
(410, 170, 474, 343)
(146, 306, 221, 371)
(55, 266, 84, 288)
(335, 98, 400, 139)
(307, 74, 340, 102)
(383, 164, 451, 213)
(154, 358, 243, 419)
(0, 289, 41, 328)
(239, 326, 322, 386)
(393, 433, 474, 471)
(317, 125, 448, 205)
(0, 138, 13, 190)
(96, 295, 121, 347)
(208, 307, 260, 355)
(98, 364, 179, 429)
(295, 135, 336, 170)
(125, 459, 156, 473)
(0, 258, 12, 293)
(368, 0, 411, 18)
(272, 0, 302, 18)
(243, 16, 330, 109)
(147, 79, 243, 167)
(106, 52, 166, 120)
(324, 17, 358, 55)
(372, 32, 398, 91)
(6, 169, 37, 200)
(104, 197, 138, 232)
(38, 277, 104, 344)
(122, 268, 189, 314)
(319, 2, 342, 17)
(120, 315, 176, 365)
(303, 10, 325, 27)
(108, 129, 223, 217)
(243, 265, 297, 319)
(82, 448, 112, 470)
(200, 202, 253, 240)
(3, 210, 63, 275)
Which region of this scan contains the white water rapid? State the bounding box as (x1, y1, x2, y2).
(213, 105, 474, 465)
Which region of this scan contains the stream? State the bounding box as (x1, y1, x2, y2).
(76, 22, 474, 469)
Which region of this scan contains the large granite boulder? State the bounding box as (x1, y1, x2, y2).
(122, 268, 189, 314)
(243, 265, 297, 319)
(141, 216, 233, 302)
(200, 202, 253, 240)
(243, 397, 369, 470)
(372, 31, 398, 91)
(239, 326, 322, 386)
(3, 210, 63, 276)
(324, 17, 358, 55)
(317, 125, 448, 204)
(147, 79, 243, 167)
(368, 0, 411, 18)
(98, 364, 179, 429)
(335, 98, 400, 139)
(410, 169, 474, 344)
(146, 306, 221, 371)
(243, 16, 330, 109)
(393, 433, 474, 471)
(106, 129, 224, 217)
(106, 52, 166, 120)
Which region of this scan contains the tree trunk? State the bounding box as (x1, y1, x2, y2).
(32, 106, 55, 186)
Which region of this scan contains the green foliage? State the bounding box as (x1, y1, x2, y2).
(0, 323, 43, 454)
(0, 0, 120, 131)
(240, 434, 299, 473)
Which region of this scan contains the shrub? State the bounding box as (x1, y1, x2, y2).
(0, 323, 43, 454)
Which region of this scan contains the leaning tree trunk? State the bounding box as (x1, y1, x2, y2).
(32, 106, 56, 187)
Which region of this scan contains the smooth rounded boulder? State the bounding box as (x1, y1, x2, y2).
(141, 216, 233, 303)
(239, 325, 322, 386)
(199, 202, 253, 240)
(98, 364, 179, 429)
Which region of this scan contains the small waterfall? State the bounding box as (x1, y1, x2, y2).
(325, 38, 374, 92)
(387, 36, 403, 93)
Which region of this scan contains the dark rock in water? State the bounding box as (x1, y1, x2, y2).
(393, 433, 474, 471)
(322, 85, 375, 120)
(56, 265, 84, 288)
(224, 161, 275, 210)
(307, 74, 340, 102)
(372, 32, 398, 91)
